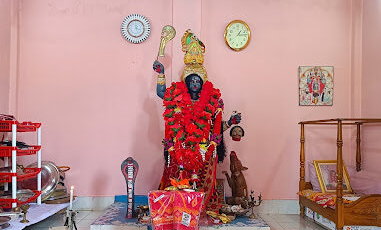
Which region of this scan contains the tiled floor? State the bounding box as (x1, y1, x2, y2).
(25, 212, 325, 230)
(258, 214, 325, 230)
(25, 210, 104, 230)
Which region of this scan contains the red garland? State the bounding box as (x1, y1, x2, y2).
(163, 81, 222, 172)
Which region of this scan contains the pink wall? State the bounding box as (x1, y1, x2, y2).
(11, 0, 356, 199)
(360, 0, 381, 173)
(201, 0, 354, 199)
(0, 0, 11, 114)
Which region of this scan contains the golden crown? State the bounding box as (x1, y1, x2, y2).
(181, 30, 208, 83)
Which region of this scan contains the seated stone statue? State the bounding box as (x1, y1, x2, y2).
(153, 30, 241, 212)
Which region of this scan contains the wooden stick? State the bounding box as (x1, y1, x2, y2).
(299, 123, 305, 217)
(299, 123, 305, 191)
(336, 120, 344, 230)
(356, 123, 361, 172)
(341, 118, 381, 122)
(300, 118, 381, 124)
(300, 122, 354, 125)
(359, 120, 381, 124)
(299, 118, 339, 124)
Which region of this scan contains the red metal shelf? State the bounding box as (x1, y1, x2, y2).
(0, 190, 41, 209)
(0, 168, 41, 183)
(0, 145, 41, 157)
(0, 120, 41, 132)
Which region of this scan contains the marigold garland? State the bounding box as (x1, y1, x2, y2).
(163, 81, 222, 172)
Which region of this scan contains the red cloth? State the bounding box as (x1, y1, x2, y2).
(149, 190, 204, 230)
(159, 148, 218, 213)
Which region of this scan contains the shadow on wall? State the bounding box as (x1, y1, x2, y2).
(91, 170, 110, 195)
(129, 72, 164, 194)
(261, 136, 289, 198)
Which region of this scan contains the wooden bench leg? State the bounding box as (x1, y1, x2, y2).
(299, 203, 305, 218)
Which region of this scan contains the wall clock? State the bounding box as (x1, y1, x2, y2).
(121, 14, 151, 44)
(224, 20, 251, 51)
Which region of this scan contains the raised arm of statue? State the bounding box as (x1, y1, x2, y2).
(222, 112, 242, 132)
(153, 60, 166, 99)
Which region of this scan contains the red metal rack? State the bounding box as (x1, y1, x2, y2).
(0, 146, 41, 157)
(0, 120, 41, 133)
(0, 190, 42, 209)
(0, 117, 42, 208)
(0, 168, 42, 183)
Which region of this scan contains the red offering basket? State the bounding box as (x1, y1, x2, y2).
(0, 145, 41, 157)
(0, 190, 41, 209)
(0, 120, 41, 132)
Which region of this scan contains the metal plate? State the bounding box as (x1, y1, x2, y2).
(0, 189, 35, 202)
(0, 212, 21, 221)
(0, 223, 9, 229)
(21, 161, 60, 201)
(45, 184, 67, 201)
(0, 216, 11, 225)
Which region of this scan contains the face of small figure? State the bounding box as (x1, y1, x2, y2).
(230, 126, 244, 141)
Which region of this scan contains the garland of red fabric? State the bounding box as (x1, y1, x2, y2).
(163, 81, 221, 173)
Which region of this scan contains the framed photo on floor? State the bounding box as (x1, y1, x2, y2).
(313, 160, 352, 193)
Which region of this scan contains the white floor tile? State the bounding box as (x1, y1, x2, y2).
(83, 211, 104, 220)
(77, 218, 96, 227)
(258, 213, 276, 222)
(270, 214, 297, 223)
(266, 221, 284, 230)
(77, 227, 91, 230)
(76, 210, 92, 220)
(278, 221, 316, 230)
(30, 210, 329, 230)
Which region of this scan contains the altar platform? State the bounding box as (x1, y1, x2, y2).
(90, 202, 270, 230)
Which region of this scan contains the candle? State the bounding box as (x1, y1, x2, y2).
(69, 185, 74, 210)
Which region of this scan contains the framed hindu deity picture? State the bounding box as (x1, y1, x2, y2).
(299, 66, 334, 106)
(313, 160, 353, 193)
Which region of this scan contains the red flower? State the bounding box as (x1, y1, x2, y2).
(162, 81, 222, 173)
(185, 123, 198, 133)
(174, 94, 183, 102)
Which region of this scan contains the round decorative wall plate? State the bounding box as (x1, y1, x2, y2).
(121, 14, 151, 44)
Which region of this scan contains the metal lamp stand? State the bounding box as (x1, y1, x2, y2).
(64, 209, 77, 230)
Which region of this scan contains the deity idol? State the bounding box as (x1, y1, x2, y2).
(153, 30, 241, 211)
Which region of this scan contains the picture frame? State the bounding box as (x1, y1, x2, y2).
(299, 66, 334, 106)
(313, 160, 353, 193)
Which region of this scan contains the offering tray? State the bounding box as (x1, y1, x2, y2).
(0, 211, 21, 220)
(0, 216, 10, 225)
(0, 216, 11, 229)
(21, 161, 60, 201)
(220, 204, 251, 216)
